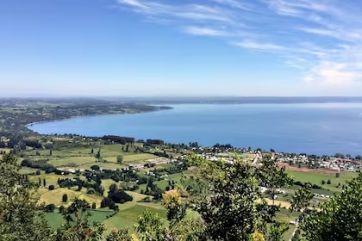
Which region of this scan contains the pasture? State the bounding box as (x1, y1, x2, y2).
(286, 170, 358, 192)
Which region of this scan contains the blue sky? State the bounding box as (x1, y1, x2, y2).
(1, 0, 362, 97)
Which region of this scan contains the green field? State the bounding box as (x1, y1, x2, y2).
(44, 208, 115, 229)
(21, 144, 157, 170)
(43, 189, 166, 231)
(103, 204, 167, 231)
(275, 208, 300, 241)
(286, 170, 358, 192)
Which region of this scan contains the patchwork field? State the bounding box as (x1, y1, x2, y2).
(42, 189, 167, 232)
(21, 144, 157, 170)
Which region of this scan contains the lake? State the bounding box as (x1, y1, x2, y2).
(28, 103, 362, 155)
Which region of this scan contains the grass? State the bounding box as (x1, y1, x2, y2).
(103, 204, 166, 230)
(19, 166, 37, 174)
(29, 173, 75, 186)
(275, 208, 300, 241)
(41, 188, 163, 231)
(20, 144, 157, 170)
(44, 208, 115, 229)
(37, 187, 104, 208)
(286, 170, 358, 192)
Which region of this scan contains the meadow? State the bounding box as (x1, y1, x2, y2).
(286, 169, 358, 192)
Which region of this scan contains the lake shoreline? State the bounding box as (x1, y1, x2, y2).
(28, 103, 362, 156)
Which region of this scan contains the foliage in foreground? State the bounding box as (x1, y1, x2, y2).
(301, 172, 362, 241)
(1, 153, 361, 241)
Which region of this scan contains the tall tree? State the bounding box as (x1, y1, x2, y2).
(258, 154, 291, 205)
(196, 160, 261, 241)
(301, 173, 362, 241)
(162, 189, 186, 225)
(0, 154, 53, 241)
(290, 185, 314, 213)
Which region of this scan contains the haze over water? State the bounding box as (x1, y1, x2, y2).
(29, 103, 362, 156)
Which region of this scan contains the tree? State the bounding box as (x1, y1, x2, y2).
(59, 205, 65, 214)
(266, 223, 289, 241)
(56, 211, 104, 241)
(106, 228, 133, 241)
(258, 155, 291, 205)
(135, 211, 165, 241)
(56, 198, 106, 239)
(290, 185, 314, 212)
(44, 204, 56, 213)
(169, 215, 206, 241)
(252, 231, 265, 241)
(117, 155, 124, 164)
(162, 189, 186, 224)
(92, 203, 96, 209)
(108, 184, 133, 204)
(90, 165, 100, 171)
(0, 154, 53, 241)
(48, 185, 55, 191)
(95, 149, 101, 160)
(43, 178, 47, 187)
(196, 160, 260, 241)
(62, 194, 68, 203)
(301, 173, 362, 241)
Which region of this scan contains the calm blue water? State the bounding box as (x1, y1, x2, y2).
(29, 104, 362, 155)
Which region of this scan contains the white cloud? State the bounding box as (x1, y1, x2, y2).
(117, 0, 148, 9)
(233, 40, 285, 51)
(183, 26, 229, 37)
(115, 0, 362, 88)
(305, 62, 361, 87)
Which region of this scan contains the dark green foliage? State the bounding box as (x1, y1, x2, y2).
(62, 194, 68, 203)
(55, 213, 105, 241)
(21, 159, 56, 173)
(196, 160, 260, 241)
(90, 165, 100, 171)
(58, 178, 104, 196)
(266, 222, 289, 241)
(290, 185, 314, 212)
(0, 154, 53, 241)
(45, 204, 56, 213)
(258, 155, 291, 204)
(116, 155, 123, 164)
(301, 173, 362, 241)
(108, 184, 133, 204)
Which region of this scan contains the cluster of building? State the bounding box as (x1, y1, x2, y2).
(275, 153, 362, 172)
